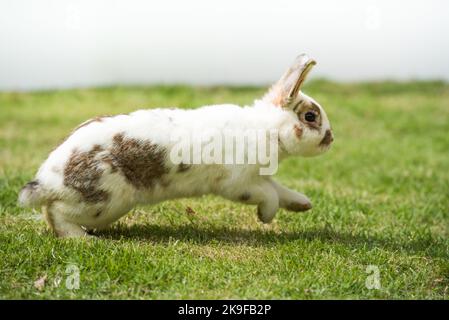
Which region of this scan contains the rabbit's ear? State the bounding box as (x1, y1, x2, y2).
(264, 54, 316, 107)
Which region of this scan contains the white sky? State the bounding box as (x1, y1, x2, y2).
(0, 0, 448, 90)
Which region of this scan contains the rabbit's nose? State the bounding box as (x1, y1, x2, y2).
(319, 129, 333, 147)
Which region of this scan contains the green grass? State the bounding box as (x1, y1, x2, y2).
(0, 81, 448, 299)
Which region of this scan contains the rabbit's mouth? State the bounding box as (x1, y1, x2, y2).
(319, 129, 334, 148)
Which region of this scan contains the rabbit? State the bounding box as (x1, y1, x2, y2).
(18, 54, 333, 238)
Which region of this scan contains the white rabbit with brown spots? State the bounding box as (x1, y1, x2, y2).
(19, 54, 333, 238)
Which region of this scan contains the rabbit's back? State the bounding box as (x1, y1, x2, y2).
(33, 107, 254, 209)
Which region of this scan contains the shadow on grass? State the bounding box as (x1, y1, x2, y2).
(98, 223, 448, 260)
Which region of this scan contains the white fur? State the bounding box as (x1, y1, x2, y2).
(18, 54, 333, 237)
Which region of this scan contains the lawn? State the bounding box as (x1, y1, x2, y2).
(0, 81, 448, 299)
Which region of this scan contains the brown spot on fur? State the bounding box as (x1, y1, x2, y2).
(292, 100, 303, 112)
(177, 162, 191, 173)
(297, 101, 322, 131)
(319, 129, 334, 147)
(99, 153, 118, 173)
(239, 192, 251, 201)
(294, 124, 303, 139)
(286, 202, 312, 212)
(110, 133, 168, 189)
(64, 145, 109, 203)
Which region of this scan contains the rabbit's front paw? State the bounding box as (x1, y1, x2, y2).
(268, 178, 312, 212)
(222, 180, 279, 224)
(257, 201, 279, 224)
(285, 201, 312, 212)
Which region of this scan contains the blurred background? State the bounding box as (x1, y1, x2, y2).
(1, 0, 449, 300)
(0, 0, 448, 91)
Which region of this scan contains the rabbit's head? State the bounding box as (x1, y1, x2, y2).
(263, 54, 333, 157)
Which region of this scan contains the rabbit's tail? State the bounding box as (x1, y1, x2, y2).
(18, 180, 47, 208)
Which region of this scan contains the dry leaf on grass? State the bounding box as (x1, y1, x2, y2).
(185, 206, 197, 216)
(34, 274, 47, 291)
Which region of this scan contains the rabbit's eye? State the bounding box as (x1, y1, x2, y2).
(304, 112, 316, 122)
